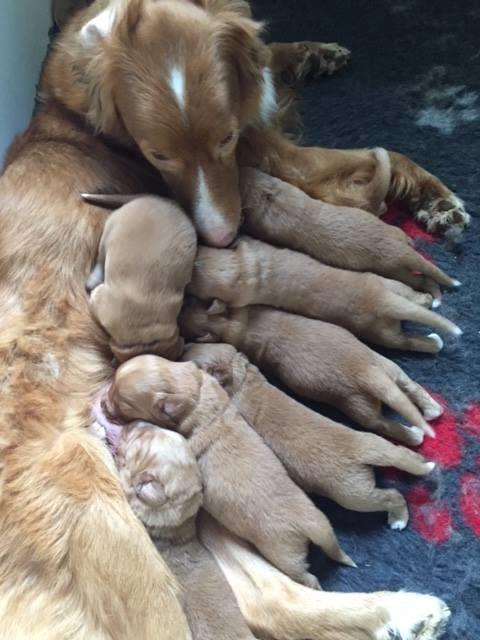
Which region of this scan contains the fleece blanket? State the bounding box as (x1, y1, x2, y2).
(41, 0, 479, 636)
(250, 0, 480, 637)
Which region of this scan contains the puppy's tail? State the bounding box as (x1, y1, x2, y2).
(363, 436, 435, 477)
(306, 510, 356, 568)
(81, 193, 144, 209)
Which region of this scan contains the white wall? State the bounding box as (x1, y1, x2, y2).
(0, 0, 52, 163)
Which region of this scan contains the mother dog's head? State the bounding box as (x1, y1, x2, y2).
(59, 0, 276, 246)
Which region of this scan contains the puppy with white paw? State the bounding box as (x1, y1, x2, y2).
(183, 343, 437, 529)
(179, 299, 441, 444)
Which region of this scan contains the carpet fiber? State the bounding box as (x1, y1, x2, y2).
(251, 0, 480, 637)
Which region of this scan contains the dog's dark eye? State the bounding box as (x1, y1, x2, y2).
(219, 132, 235, 147)
(152, 151, 168, 161)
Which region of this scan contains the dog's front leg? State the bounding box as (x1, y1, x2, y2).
(268, 41, 351, 87)
(238, 128, 470, 232)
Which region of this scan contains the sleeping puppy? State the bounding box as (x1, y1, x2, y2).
(240, 168, 459, 300)
(188, 236, 461, 351)
(182, 343, 438, 529)
(89, 408, 203, 538)
(87, 195, 197, 362)
(89, 415, 254, 639)
(179, 299, 439, 443)
(103, 355, 356, 587)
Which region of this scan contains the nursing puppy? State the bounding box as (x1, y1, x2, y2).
(179, 299, 439, 442)
(89, 418, 253, 639)
(188, 236, 461, 350)
(104, 355, 356, 587)
(240, 169, 459, 300)
(183, 343, 437, 528)
(87, 195, 197, 362)
(83, 168, 459, 303)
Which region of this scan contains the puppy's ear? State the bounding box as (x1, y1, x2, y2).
(205, 364, 232, 388)
(207, 299, 227, 315)
(152, 392, 194, 426)
(79, 0, 144, 48)
(195, 333, 218, 343)
(136, 472, 167, 508)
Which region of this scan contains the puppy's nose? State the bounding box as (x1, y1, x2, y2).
(206, 229, 237, 248)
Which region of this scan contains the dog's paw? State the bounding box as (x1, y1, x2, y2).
(306, 41, 351, 78)
(282, 41, 351, 85)
(415, 195, 471, 232)
(377, 593, 450, 640)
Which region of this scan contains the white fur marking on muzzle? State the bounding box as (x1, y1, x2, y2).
(195, 169, 230, 240)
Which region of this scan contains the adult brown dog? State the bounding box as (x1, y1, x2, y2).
(55, 0, 469, 247)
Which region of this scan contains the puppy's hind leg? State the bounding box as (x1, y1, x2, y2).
(334, 481, 410, 530)
(345, 394, 426, 445)
(255, 536, 321, 589)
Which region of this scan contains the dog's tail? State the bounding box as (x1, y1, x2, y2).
(306, 509, 357, 568)
(362, 435, 434, 476)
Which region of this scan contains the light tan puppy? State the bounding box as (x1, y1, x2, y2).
(104, 355, 356, 587)
(183, 343, 437, 528)
(87, 195, 197, 362)
(92, 420, 204, 538)
(90, 418, 255, 639)
(179, 299, 439, 443)
(200, 514, 451, 640)
(188, 236, 461, 350)
(240, 168, 460, 300)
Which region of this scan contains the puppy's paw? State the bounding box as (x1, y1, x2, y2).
(415, 194, 471, 232)
(377, 593, 450, 640)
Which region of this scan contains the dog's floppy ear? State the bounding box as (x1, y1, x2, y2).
(152, 392, 194, 426)
(79, 0, 144, 48)
(216, 14, 267, 86)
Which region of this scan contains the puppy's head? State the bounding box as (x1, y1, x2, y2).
(78, 0, 272, 247)
(106, 355, 201, 428)
(181, 342, 238, 392)
(116, 424, 203, 534)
